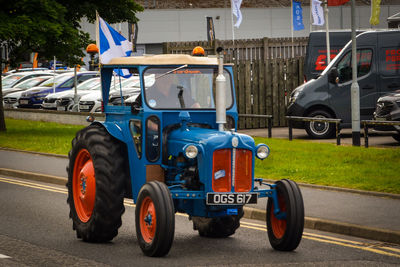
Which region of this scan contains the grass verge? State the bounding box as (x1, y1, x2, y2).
(0, 118, 83, 155)
(0, 118, 399, 194)
(254, 137, 400, 194)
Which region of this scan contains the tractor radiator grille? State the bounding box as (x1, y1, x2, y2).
(212, 148, 252, 192)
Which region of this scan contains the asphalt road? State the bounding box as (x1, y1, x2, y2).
(1, 176, 399, 266)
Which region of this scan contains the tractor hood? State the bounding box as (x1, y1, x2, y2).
(167, 126, 255, 157)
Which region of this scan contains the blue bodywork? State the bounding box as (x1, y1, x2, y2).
(96, 63, 281, 218)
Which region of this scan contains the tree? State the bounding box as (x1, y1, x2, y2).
(0, 0, 143, 131)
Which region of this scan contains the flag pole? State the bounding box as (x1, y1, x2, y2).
(291, 1, 294, 57)
(231, 0, 235, 46)
(324, 0, 331, 65)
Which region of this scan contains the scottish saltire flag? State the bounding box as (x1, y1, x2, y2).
(231, 0, 243, 28)
(312, 0, 325, 26)
(98, 15, 132, 77)
(293, 1, 304, 31)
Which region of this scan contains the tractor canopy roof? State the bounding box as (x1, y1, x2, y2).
(104, 54, 233, 66)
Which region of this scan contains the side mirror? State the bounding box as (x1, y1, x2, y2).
(328, 67, 339, 84)
(131, 101, 141, 114)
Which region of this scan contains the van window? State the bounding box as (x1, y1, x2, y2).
(380, 48, 400, 77)
(336, 49, 372, 83)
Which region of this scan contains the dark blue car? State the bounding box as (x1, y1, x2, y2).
(18, 71, 98, 108)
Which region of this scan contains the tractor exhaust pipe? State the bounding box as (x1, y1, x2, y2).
(216, 47, 226, 131)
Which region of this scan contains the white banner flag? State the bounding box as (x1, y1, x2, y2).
(231, 0, 243, 28)
(312, 0, 325, 26)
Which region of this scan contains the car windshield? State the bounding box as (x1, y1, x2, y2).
(40, 73, 74, 87)
(143, 67, 233, 109)
(2, 74, 24, 87)
(14, 76, 50, 89)
(76, 77, 101, 90)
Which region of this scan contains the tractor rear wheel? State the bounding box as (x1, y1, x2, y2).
(135, 181, 175, 257)
(192, 207, 244, 238)
(67, 124, 127, 242)
(266, 179, 304, 251)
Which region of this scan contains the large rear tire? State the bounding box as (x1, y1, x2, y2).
(266, 179, 304, 251)
(192, 208, 244, 238)
(135, 181, 175, 257)
(305, 110, 335, 139)
(67, 124, 127, 242)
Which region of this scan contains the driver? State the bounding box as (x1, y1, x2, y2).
(144, 74, 200, 109)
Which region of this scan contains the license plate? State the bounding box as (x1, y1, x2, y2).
(375, 117, 386, 121)
(80, 105, 89, 110)
(20, 100, 28, 105)
(57, 106, 66, 111)
(206, 193, 258, 205)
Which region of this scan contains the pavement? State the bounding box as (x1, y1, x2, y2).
(1, 147, 400, 245)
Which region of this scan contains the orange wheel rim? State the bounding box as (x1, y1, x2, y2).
(270, 194, 287, 239)
(140, 196, 157, 244)
(73, 149, 96, 223)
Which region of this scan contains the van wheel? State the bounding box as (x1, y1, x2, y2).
(305, 110, 335, 139)
(392, 133, 400, 143)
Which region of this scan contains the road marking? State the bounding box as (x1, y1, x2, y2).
(0, 253, 11, 259)
(1, 176, 400, 259)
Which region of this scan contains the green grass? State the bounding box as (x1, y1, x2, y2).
(0, 118, 399, 194)
(0, 118, 84, 155)
(254, 137, 400, 194)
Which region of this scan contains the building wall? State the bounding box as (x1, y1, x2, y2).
(135, 5, 400, 43)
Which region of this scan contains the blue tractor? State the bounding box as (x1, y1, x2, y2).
(67, 49, 304, 257)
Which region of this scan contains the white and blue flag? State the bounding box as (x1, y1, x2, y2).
(231, 0, 243, 28)
(97, 15, 132, 77)
(312, 0, 325, 26)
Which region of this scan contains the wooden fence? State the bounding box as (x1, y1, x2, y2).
(163, 38, 307, 128)
(163, 37, 309, 61)
(233, 58, 304, 129)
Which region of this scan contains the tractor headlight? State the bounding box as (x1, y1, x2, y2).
(256, 144, 270, 160)
(184, 145, 198, 159)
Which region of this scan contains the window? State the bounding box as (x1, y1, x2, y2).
(336, 49, 372, 83)
(129, 120, 142, 158)
(145, 116, 160, 162)
(143, 67, 233, 109)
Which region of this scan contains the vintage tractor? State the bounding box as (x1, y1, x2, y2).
(67, 49, 304, 257)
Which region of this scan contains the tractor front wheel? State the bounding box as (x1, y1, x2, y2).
(266, 179, 304, 251)
(135, 181, 175, 257)
(67, 125, 127, 242)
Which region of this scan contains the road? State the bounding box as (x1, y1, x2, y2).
(1, 176, 399, 266)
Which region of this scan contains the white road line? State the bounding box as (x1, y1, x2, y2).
(0, 253, 11, 259)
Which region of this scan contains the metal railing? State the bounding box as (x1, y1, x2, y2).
(286, 116, 342, 145)
(361, 120, 400, 148)
(238, 114, 273, 138)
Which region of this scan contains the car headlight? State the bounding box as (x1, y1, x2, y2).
(183, 144, 198, 159)
(256, 144, 270, 160)
(289, 90, 300, 104)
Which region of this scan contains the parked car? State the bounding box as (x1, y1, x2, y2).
(42, 77, 101, 110)
(78, 76, 140, 112)
(2, 75, 53, 97)
(287, 30, 400, 139)
(373, 90, 400, 143)
(1, 71, 52, 89)
(18, 72, 98, 108)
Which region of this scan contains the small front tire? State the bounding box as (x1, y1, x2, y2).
(266, 179, 304, 251)
(135, 181, 175, 257)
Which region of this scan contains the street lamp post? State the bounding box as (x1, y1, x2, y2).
(86, 44, 99, 71)
(351, 0, 360, 146)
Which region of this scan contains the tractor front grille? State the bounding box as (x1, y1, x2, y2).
(212, 148, 252, 193)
